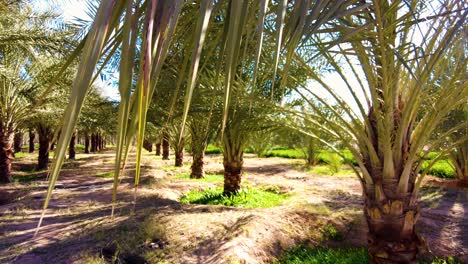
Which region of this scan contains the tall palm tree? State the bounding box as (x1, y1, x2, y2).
(287, 1, 467, 262)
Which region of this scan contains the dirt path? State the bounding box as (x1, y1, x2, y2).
(0, 152, 466, 263)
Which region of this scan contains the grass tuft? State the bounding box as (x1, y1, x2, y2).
(275, 246, 368, 264)
(180, 187, 288, 208)
(322, 224, 344, 241)
(95, 171, 114, 178)
(276, 246, 461, 264)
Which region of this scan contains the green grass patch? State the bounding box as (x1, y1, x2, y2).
(180, 187, 288, 208)
(264, 148, 359, 167)
(275, 246, 368, 264)
(176, 173, 224, 183)
(276, 246, 461, 264)
(76, 144, 85, 151)
(96, 171, 114, 178)
(309, 166, 354, 177)
(205, 144, 223, 154)
(13, 152, 27, 158)
(420, 159, 455, 179)
(265, 148, 306, 159)
(12, 173, 45, 183)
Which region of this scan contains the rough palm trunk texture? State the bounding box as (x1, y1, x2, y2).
(99, 135, 104, 150)
(223, 160, 243, 196)
(84, 134, 90, 154)
(155, 143, 161, 156)
(0, 131, 14, 183)
(175, 150, 183, 167)
(69, 131, 76, 160)
(364, 169, 421, 263)
(13, 132, 23, 153)
(38, 129, 51, 170)
(162, 133, 170, 160)
(29, 129, 35, 153)
(91, 133, 97, 152)
(366, 198, 420, 263)
(143, 140, 153, 152)
(190, 152, 205, 179)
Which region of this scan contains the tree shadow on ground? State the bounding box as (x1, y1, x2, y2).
(417, 186, 467, 261)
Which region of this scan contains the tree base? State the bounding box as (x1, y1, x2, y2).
(0, 147, 13, 183)
(223, 161, 242, 196)
(175, 153, 183, 167)
(368, 234, 419, 263)
(190, 155, 204, 179)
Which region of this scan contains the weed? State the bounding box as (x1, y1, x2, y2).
(326, 153, 341, 175)
(95, 171, 114, 178)
(322, 224, 343, 241)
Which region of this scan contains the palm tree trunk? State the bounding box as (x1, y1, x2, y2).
(175, 149, 183, 167)
(100, 134, 104, 150)
(143, 140, 153, 152)
(91, 133, 97, 152)
(223, 159, 243, 196)
(84, 133, 90, 154)
(29, 128, 35, 153)
(222, 127, 245, 196)
(69, 130, 76, 159)
(155, 143, 161, 156)
(37, 125, 52, 170)
(365, 173, 421, 263)
(190, 152, 205, 179)
(0, 127, 14, 183)
(366, 201, 420, 263)
(162, 132, 170, 160)
(13, 131, 23, 153)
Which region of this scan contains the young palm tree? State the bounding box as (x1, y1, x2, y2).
(287, 1, 467, 262)
(167, 122, 187, 167)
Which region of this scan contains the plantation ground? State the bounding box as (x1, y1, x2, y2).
(0, 150, 466, 263)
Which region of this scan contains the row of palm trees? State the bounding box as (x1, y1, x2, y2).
(0, 0, 119, 179)
(3, 0, 465, 263)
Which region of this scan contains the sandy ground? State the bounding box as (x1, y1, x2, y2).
(0, 151, 466, 263)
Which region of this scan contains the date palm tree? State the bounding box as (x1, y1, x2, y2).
(286, 1, 467, 262)
(33, 2, 390, 255)
(0, 1, 74, 182)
